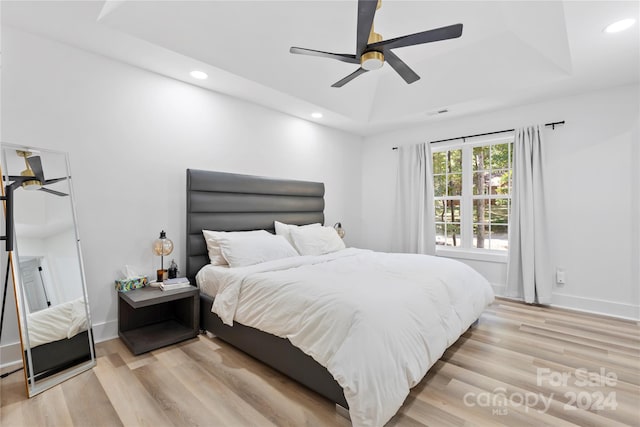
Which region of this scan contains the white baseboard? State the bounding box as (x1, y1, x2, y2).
(92, 319, 119, 344)
(0, 341, 23, 369)
(550, 292, 639, 321)
(0, 319, 119, 368)
(493, 287, 639, 321)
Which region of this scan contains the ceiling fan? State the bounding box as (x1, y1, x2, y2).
(7, 150, 69, 197)
(290, 0, 463, 87)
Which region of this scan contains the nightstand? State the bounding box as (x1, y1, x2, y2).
(118, 285, 200, 355)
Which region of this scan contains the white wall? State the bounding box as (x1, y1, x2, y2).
(0, 27, 364, 358)
(362, 84, 640, 320)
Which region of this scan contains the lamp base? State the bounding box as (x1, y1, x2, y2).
(156, 269, 168, 282)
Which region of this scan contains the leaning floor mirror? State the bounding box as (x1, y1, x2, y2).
(1, 143, 95, 397)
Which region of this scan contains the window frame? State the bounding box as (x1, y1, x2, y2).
(432, 134, 513, 262)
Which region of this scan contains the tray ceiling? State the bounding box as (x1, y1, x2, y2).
(2, 1, 639, 135)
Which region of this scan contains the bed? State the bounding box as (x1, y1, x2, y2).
(23, 297, 93, 381)
(186, 169, 494, 427)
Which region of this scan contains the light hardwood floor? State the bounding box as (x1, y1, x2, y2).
(1, 298, 639, 426)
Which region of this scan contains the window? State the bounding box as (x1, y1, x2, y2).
(433, 137, 513, 251)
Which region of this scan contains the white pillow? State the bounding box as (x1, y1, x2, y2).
(217, 233, 299, 268)
(202, 229, 269, 266)
(274, 221, 321, 248)
(289, 226, 346, 256)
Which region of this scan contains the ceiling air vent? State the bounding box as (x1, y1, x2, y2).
(427, 108, 449, 116)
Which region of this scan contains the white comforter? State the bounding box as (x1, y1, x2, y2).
(210, 248, 494, 427)
(25, 297, 88, 348)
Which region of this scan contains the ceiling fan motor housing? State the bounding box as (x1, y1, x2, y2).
(17, 150, 43, 190)
(362, 29, 384, 70)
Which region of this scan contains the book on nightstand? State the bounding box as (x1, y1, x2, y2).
(160, 277, 192, 291)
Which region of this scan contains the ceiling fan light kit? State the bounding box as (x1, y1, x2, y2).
(20, 179, 43, 191)
(290, 0, 463, 87)
(361, 51, 384, 71)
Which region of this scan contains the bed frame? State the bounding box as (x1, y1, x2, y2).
(185, 169, 348, 410)
(27, 330, 93, 381)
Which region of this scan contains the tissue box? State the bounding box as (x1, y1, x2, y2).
(115, 276, 148, 292)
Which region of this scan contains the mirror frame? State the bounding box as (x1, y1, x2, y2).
(1, 143, 96, 397)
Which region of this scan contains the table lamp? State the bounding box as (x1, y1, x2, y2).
(153, 230, 173, 282)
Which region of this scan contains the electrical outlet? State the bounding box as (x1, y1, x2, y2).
(556, 268, 566, 285)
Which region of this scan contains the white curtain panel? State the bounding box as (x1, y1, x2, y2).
(392, 143, 436, 255)
(506, 125, 552, 304)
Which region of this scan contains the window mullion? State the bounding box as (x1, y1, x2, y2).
(461, 144, 474, 249)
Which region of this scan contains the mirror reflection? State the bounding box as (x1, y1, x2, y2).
(1, 144, 95, 396)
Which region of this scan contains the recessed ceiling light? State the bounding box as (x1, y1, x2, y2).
(311, 112, 323, 119)
(604, 18, 636, 33)
(190, 70, 208, 80)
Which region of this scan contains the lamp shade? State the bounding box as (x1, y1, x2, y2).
(153, 230, 174, 257)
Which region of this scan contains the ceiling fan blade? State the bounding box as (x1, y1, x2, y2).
(384, 50, 420, 84)
(290, 47, 359, 64)
(27, 156, 46, 182)
(43, 177, 68, 185)
(368, 23, 463, 51)
(331, 68, 369, 88)
(39, 187, 68, 197)
(356, 0, 378, 58)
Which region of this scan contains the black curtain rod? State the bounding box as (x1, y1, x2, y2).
(392, 120, 565, 150)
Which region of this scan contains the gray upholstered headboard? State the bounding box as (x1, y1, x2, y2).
(186, 169, 325, 283)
